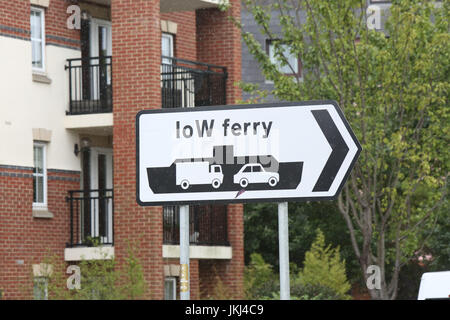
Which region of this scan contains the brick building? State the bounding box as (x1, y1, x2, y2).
(0, 0, 243, 300)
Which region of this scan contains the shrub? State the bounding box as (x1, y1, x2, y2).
(34, 241, 147, 300)
(244, 253, 279, 299)
(298, 229, 351, 299)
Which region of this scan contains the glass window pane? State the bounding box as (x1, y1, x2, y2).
(34, 146, 43, 173)
(269, 43, 298, 74)
(31, 11, 42, 40)
(164, 279, 175, 300)
(269, 44, 275, 63)
(36, 176, 44, 203)
(31, 9, 43, 69)
(33, 278, 48, 300)
(32, 40, 43, 68)
(162, 34, 173, 65)
(99, 26, 108, 56)
(33, 144, 45, 204)
(162, 37, 170, 56)
(33, 176, 37, 203)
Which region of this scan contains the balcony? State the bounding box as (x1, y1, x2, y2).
(66, 189, 114, 248)
(65, 56, 226, 115)
(163, 205, 229, 246)
(65, 191, 228, 245)
(66, 56, 113, 115)
(64, 56, 113, 136)
(161, 56, 227, 108)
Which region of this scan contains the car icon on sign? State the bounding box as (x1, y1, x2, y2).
(233, 163, 279, 188)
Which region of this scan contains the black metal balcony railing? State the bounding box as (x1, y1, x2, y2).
(65, 56, 227, 114)
(65, 56, 113, 115)
(161, 56, 227, 108)
(163, 205, 229, 246)
(66, 189, 114, 248)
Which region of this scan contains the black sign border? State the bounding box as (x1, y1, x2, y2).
(136, 100, 362, 206)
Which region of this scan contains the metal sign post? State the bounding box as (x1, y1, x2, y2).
(278, 202, 290, 300)
(179, 205, 190, 300)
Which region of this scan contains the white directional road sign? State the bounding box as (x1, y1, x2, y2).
(136, 101, 362, 206)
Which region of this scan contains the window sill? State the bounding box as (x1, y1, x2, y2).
(32, 72, 52, 84)
(32, 208, 54, 219)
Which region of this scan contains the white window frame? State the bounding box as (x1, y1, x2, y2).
(161, 33, 174, 65)
(31, 7, 46, 72)
(266, 39, 301, 81)
(164, 277, 177, 300)
(33, 142, 47, 209)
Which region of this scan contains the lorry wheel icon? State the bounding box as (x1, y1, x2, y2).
(181, 180, 190, 190)
(212, 179, 221, 189)
(268, 177, 278, 187)
(239, 178, 249, 188)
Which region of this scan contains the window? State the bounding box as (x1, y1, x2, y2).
(243, 166, 252, 173)
(161, 33, 174, 65)
(33, 277, 48, 300)
(31, 7, 45, 72)
(267, 39, 301, 77)
(252, 165, 262, 172)
(164, 277, 176, 300)
(33, 142, 47, 208)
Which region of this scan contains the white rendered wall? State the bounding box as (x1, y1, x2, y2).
(0, 36, 82, 171)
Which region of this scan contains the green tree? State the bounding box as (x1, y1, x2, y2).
(427, 197, 450, 272)
(226, 0, 449, 299)
(244, 253, 279, 299)
(244, 201, 361, 283)
(244, 250, 348, 300)
(299, 229, 351, 299)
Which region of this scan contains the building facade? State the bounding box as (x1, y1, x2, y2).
(240, 0, 395, 103)
(0, 0, 243, 300)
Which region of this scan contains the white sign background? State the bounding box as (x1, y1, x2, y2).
(136, 101, 361, 205)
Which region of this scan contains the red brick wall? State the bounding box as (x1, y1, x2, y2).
(111, 0, 163, 300)
(224, 203, 244, 298)
(196, 0, 245, 299)
(196, 0, 242, 104)
(160, 11, 196, 61)
(0, 0, 245, 300)
(0, 0, 29, 39)
(0, 167, 80, 299)
(0, 0, 80, 47)
(45, 0, 80, 48)
(198, 210, 244, 300)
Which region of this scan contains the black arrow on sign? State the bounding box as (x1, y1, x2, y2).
(311, 109, 349, 192)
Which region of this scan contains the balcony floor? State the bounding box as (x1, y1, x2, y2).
(64, 113, 113, 136)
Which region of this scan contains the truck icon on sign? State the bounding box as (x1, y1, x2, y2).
(176, 162, 223, 190)
(233, 163, 279, 188)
